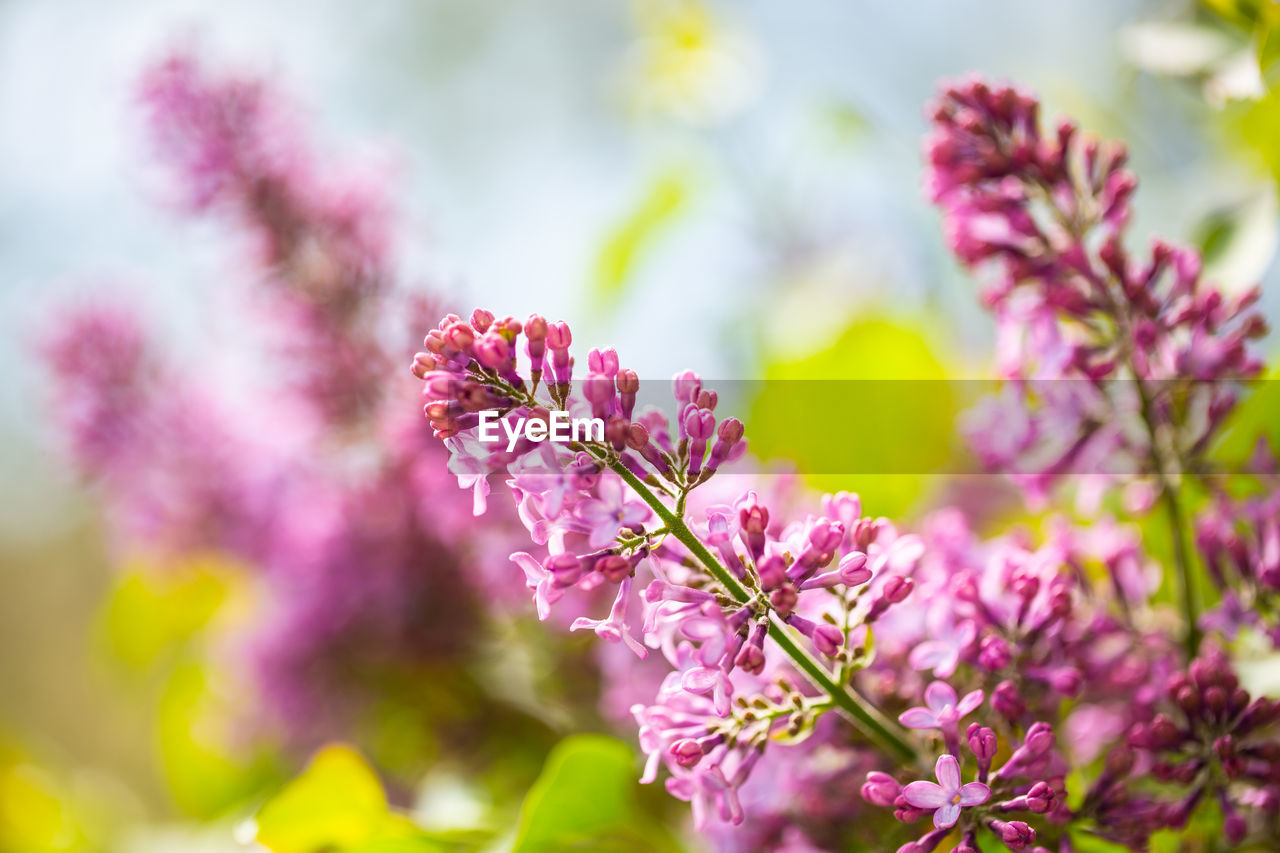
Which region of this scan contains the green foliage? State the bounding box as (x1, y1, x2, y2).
(0, 759, 87, 853)
(1068, 829, 1135, 852)
(99, 557, 238, 671)
(1209, 365, 1280, 475)
(253, 745, 487, 853)
(594, 168, 692, 308)
(512, 735, 680, 853)
(748, 316, 961, 518)
(249, 737, 674, 853)
(158, 661, 278, 818)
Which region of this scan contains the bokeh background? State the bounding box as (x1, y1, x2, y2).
(3, 0, 1279, 850)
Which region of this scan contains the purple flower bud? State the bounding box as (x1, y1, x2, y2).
(757, 554, 787, 591)
(867, 575, 914, 622)
(705, 417, 744, 475)
(443, 321, 475, 350)
(788, 613, 843, 657)
(525, 314, 548, 376)
(988, 819, 1035, 849)
(587, 346, 619, 377)
(838, 551, 871, 586)
(1022, 722, 1055, 758)
(673, 370, 701, 405)
(546, 554, 582, 588)
(770, 584, 798, 617)
(883, 575, 913, 603)
(740, 502, 769, 560)
(669, 738, 704, 768)
(595, 554, 631, 583)
(861, 771, 901, 807)
(685, 407, 717, 477)
(978, 635, 1012, 670)
(734, 622, 767, 675)
(546, 321, 572, 350)
(1224, 812, 1247, 844)
(685, 409, 715, 438)
(470, 308, 495, 332)
(968, 725, 998, 760)
(993, 680, 1025, 721)
(615, 368, 639, 419)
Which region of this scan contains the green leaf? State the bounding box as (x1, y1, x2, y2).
(158, 661, 275, 818)
(255, 745, 390, 853)
(593, 168, 692, 307)
(252, 747, 489, 853)
(99, 556, 238, 671)
(748, 316, 962, 518)
(1201, 0, 1270, 30)
(1207, 365, 1280, 475)
(1067, 829, 1134, 853)
(512, 735, 677, 853)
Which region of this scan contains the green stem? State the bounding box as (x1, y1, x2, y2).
(1161, 484, 1200, 659)
(607, 458, 918, 765)
(766, 614, 917, 764)
(1132, 378, 1200, 660)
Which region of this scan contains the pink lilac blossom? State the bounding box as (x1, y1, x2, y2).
(401, 76, 1278, 847)
(902, 754, 990, 830)
(929, 76, 1267, 503)
(141, 51, 398, 428)
(43, 51, 522, 755)
(411, 307, 929, 835)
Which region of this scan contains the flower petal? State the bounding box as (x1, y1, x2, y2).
(958, 782, 990, 806)
(908, 642, 949, 672)
(956, 689, 985, 717)
(681, 666, 721, 694)
(925, 680, 958, 713)
(510, 551, 545, 586)
(902, 781, 948, 809)
(935, 753, 961, 791)
(898, 707, 940, 729)
(933, 802, 961, 830)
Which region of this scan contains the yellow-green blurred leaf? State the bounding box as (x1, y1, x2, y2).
(253, 748, 488, 853)
(749, 317, 961, 518)
(1208, 365, 1280, 470)
(1201, 0, 1271, 29)
(254, 745, 388, 853)
(158, 662, 273, 818)
(99, 555, 240, 671)
(513, 735, 678, 853)
(594, 168, 691, 306)
(0, 763, 86, 852)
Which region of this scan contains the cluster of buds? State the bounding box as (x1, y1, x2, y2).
(413, 310, 745, 489)
(929, 77, 1266, 500)
(1121, 647, 1280, 844)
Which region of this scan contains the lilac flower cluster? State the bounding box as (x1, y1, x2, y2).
(413, 309, 928, 827)
(141, 52, 397, 427)
(406, 75, 1280, 851)
(43, 51, 519, 752)
(931, 77, 1267, 505)
(1120, 645, 1280, 845)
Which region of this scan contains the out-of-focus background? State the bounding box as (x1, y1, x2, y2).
(2, 0, 1278, 850)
